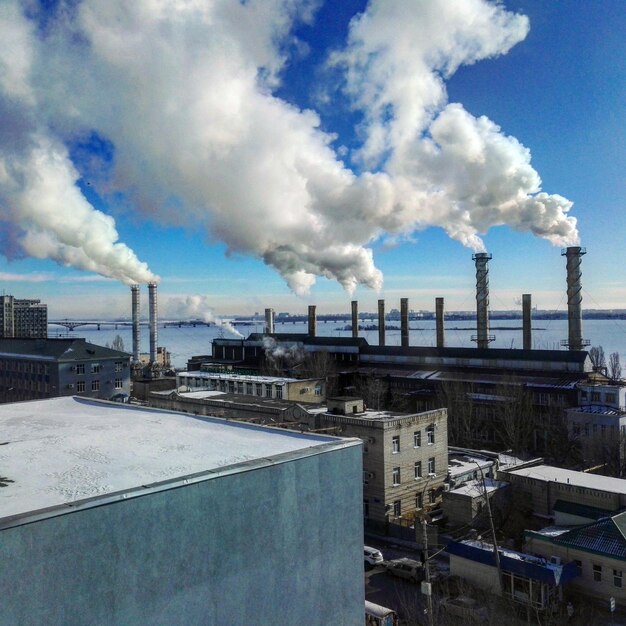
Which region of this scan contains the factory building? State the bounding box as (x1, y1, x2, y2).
(0, 295, 47, 338)
(0, 397, 364, 625)
(0, 338, 130, 403)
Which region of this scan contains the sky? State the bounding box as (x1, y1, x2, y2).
(0, 0, 624, 320)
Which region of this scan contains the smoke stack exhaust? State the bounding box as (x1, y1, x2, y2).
(131, 284, 140, 362)
(522, 294, 532, 350)
(562, 246, 588, 351)
(472, 253, 493, 350)
(351, 300, 358, 338)
(265, 308, 275, 334)
(148, 282, 158, 364)
(378, 299, 385, 347)
(436, 297, 445, 348)
(308, 305, 317, 337)
(400, 298, 409, 347)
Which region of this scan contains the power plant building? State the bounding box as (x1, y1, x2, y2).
(0, 397, 364, 625)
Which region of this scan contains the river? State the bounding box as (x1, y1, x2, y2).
(49, 318, 626, 370)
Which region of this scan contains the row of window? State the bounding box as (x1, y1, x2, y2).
(581, 390, 617, 404)
(391, 426, 435, 454)
(0, 360, 50, 375)
(384, 490, 437, 517)
(73, 379, 123, 392)
(73, 362, 124, 375)
(572, 423, 624, 437)
(589, 562, 622, 587)
(391, 458, 436, 485)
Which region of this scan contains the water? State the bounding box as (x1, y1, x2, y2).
(49, 318, 626, 370)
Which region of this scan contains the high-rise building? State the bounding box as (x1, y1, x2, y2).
(0, 295, 48, 338)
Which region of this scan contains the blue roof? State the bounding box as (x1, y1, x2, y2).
(446, 540, 579, 586)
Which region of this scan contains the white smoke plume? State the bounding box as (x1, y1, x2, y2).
(168, 295, 243, 338)
(262, 336, 305, 368)
(0, 0, 578, 293)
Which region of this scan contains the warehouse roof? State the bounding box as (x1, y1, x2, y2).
(0, 397, 355, 527)
(0, 338, 129, 361)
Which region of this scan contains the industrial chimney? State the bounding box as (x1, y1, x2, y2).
(265, 308, 275, 334)
(435, 297, 445, 349)
(131, 284, 140, 362)
(378, 299, 385, 347)
(562, 247, 588, 351)
(308, 305, 317, 337)
(472, 253, 493, 350)
(148, 282, 158, 364)
(351, 300, 358, 338)
(400, 298, 409, 347)
(522, 294, 532, 351)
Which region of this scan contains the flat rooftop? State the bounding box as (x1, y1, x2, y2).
(506, 464, 626, 495)
(0, 397, 352, 525)
(179, 371, 308, 384)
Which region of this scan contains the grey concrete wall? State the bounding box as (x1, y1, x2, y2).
(0, 445, 363, 626)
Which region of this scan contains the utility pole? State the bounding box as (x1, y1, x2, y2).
(421, 518, 434, 626)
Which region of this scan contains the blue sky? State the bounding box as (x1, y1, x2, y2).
(0, 0, 624, 319)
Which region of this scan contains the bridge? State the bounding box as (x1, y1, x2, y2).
(48, 319, 216, 331)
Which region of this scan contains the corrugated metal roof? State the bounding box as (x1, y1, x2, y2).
(552, 512, 626, 558)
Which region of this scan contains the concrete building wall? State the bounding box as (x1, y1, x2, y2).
(449, 555, 500, 594)
(0, 445, 364, 626)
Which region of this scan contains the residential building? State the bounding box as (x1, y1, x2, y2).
(0, 338, 130, 403)
(177, 370, 325, 403)
(0, 396, 363, 625)
(306, 396, 448, 528)
(446, 540, 578, 612)
(0, 295, 47, 338)
(525, 512, 626, 607)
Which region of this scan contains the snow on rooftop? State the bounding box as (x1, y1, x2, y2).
(448, 478, 507, 497)
(507, 465, 626, 494)
(178, 371, 302, 384)
(0, 397, 348, 522)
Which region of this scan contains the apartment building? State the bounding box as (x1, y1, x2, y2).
(0, 295, 47, 338)
(307, 397, 448, 528)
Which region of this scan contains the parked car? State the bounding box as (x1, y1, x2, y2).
(440, 595, 488, 622)
(364, 546, 384, 568)
(383, 558, 423, 582)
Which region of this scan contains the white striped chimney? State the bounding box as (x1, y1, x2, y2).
(131, 284, 140, 362)
(148, 282, 158, 364)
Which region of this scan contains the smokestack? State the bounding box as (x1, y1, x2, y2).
(351, 300, 358, 338)
(131, 284, 140, 362)
(378, 299, 385, 347)
(308, 305, 317, 337)
(400, 298, 409, 347)
(436, 297, 445, 349)
(473, 253, 493, 350)
(522, 294, 532, 350)
(148, 282, 158, 364)
(562, 246, 588, 351)
(265, 308, 275, 334)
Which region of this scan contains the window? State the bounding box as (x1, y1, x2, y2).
(591, 392, 601, 402)
(429, 489, 436, 504)
(392, 467, 401, 485)
(91, 380, 100, 391)
(246, 383, 253, 395)
(363, 471, 369, 485)
(593, 564, 602, 582)
(115, 361, 123, 372)
(265, 384, 272, 398)
(314, 384, 322, 396)
(228, 381, 235, 393)
(428, 457, 435, 475)
(393, 500, 401, 517)
(606, 393, 617, 404)
(363, 499, 369, 518)
(392, 436, 400, 454)
(114, 378, 123, 389)
(256, 383, 262, 396)
(91, 363, 101, 374)
(414, 461, 422, 479)
(416, 493, 423, 509)
(427, 425, 435, 445)
(276, 386, 283, 399)
(76, 363, 85, 375)
(413, 431, 421, 448)
(76, 380, 85, 393)
(615, 570, 623, 588)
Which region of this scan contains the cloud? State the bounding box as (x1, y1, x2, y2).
(0, 271, 53, 282)
(0, 0, 578, 295)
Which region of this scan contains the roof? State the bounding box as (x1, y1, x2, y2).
(0, 397, 356, 528)
(527, 512, 626, 560)
(553, 499, 617, 521)
(178, 371, 304, 384)
(448, 478, 508, 497)
(0, 338, 129, 361)
(245, 333, 368, 348)
(505, 465, 626, 495)
(446, 540, 578, 585)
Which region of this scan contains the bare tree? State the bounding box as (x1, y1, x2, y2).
(589, 345, 606, 371)
(436, 380, 476, 447)
(495, 378, 535, 456)
(608, 351, 622, 382)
